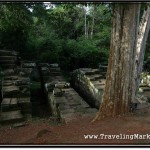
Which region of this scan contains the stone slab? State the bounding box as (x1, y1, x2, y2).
(3, 86, 20, 97)
(1, 98, 19, 112)
(1, 98, 11, 105)
(61, 108, 75, 114)
(85, 108, 98, 114)
(10, 98, 18, 105)
(4, 76, 18, 80)
(0, 110, 24, 124)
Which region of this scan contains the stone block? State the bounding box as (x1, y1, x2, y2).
(3, 81, 14, 86)
(58, 104, 71, 110)
(49, 63, 59, 68)
(4, 76, 18, 80)
(22, 62, 36, 68)
(3, 86, 20, 97)
(14, 80, 29, 86)
(55, 82, 70, 89)
(85, 108, 98, 114)
(3, 69, 15, 76)
(54, 96, 68, 104)
(18, 97, 31, 108)
(75, 106, 86, 113)
(1, 98, 19, 112)
(61, 108, 75, 114)
(45, 82, 56, 92)
(0, 110, 24, 125)
(53, 88, 64, 97)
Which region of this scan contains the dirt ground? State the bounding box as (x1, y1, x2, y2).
(0, 107, 150, 146)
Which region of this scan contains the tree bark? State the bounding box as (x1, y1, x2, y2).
(87, 21, 89, 39)
(84, 7, 87, 38)
(93, 4, 141, 121)
(134, 6, 150, 98)
(91, 5, 95, 39)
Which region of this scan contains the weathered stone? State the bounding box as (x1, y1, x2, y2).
(58, 104, 71, 110)
(55, 82, 70, 89)
(14, 80, 29, 86)
(49, 63, 59, 68)
(4, 76, 18, 80)
(67, 100, 81, 106)
(10, 98, 18, 105)
(81, 69, 100, 75)
(139, 87, 150, 92)
(63, 88, 75, 92)
(75, 105, 86, 113)
(61, 108, 75, 114)
(17, 68, 32, 77)
(86, 74, 102, 81)
(71, 68, 105, 108)
(136, 94, 148, 103)
(45, 82, 56, 92)
(12, 122, 26, 128)
(22, 62, 36, 68)
(1, 64, 16, 69)
(54, 97, 68, 104)
(3, 86, 20, 97)
(0, 110, 24, 124)
(71, 95, 83, 102)
(99, 79, 106, 85)
(18, 98, 31, 107)
(49, 95, 68, 105)
(3, 69, 15, 76)
(53, 88, 64, 97)
(0, 50, 17, 56)
(1, 98, 11, 105)
(80, 100, 90, 108)
(3, 81, 14, 86)
(1, 98, 18, 111)
(38, 63, 50, 67)
(85, 108, 98, 113)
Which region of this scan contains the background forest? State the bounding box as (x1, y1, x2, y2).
(0, 2, 149, 71)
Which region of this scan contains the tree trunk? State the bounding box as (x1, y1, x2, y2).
(134, 6, 150, 97)
(93, 4, 141, 121)
(91, 5, 95, 39)
(87, 21, 89, 39)
(84, 7, 87, 38)
(91, 10, 95, 39)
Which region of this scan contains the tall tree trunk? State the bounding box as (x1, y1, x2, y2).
(93, 3, 141, 121)
(84, 7, 87, 38)
(91, 5, 95, 39)
(134, 6, 150, 98)
(87, 21, 89, 39)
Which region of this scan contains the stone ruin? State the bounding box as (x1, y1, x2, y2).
(0, 50, 32, 125)
(71, 64, 150, 110)
(41, 64, 98, 123)
(71, 67, 106, 109)
(0, 49, 149, 125)
(0, 52, 98, 125)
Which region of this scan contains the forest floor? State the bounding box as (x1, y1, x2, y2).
(0, 107, 150, 146)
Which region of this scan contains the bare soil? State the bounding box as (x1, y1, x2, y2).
(0, 108, 150, 146)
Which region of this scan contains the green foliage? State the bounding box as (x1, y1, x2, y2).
(59, 39, 109, 71)
(0, 2, 111, 71)
(0, 3, 32, 54)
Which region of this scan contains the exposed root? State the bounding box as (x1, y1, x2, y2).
(91, 113, 100, 123)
